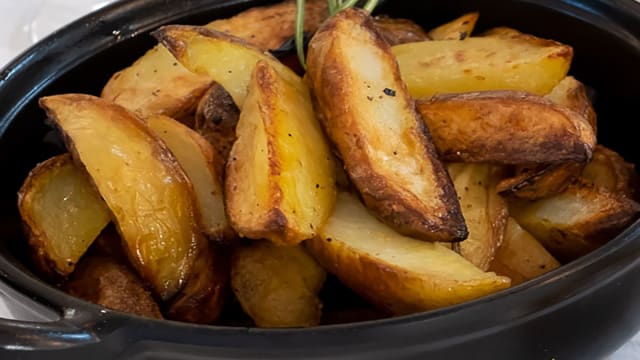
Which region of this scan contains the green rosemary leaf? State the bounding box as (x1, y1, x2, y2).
(295, 0, 307, 70)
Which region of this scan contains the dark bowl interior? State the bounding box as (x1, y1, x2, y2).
(0, 0, 639, 359)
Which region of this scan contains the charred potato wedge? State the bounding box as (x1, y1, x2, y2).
(307, 193, 510, 315)
(416, 91, 596, 164)
(18, 154, 111, 278)
(167, 244, 229, 324)
(194, 82, 240, 177)
(509, 179, 640, 262)
(489, 217, 560, 286)
(146, 114, 235, 243)
(428, 12, 479, 40)
(446, 163, 508, 271)
(226, 60, 336, 245)
(582, 145, 639, 201)
(153, 25, 300, 108)
(307, 8, 467, 243)
(231, 241, 326, 328)
(497, 162, 584, 200)
(373, 16, 430, 45)
(40, 94, 201, 301)
(101, 0, 328, 120)
(65, 255, 163, 319)
(392, 34, 572, 98)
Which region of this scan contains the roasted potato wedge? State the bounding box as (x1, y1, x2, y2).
(167, 244, 229, 324)
(582, 145, 639, 201)
(231, 241, 326, 328)
(65, 255, 163, 319)
(194, 82, 240, 177)
(101, 45, 213, 122)
(101, 0, 328, 120)
(481, 26, 522, 38)
(427, 12, 479, 40)
(489, 217, 561, 286)
(497, 162, 584, 200)
(446, 163, 508, 271)
(225, 60, 336, 245)
(18, 154, 111, 278)
(496, 77, 597, 199)
(40, 94, 201, 301)
(392, 34, 572, 98)
(146, 114, 235, 243)
(307, 8, 467, 243)
(509, 179, 640, 262)
(307, 192, 510, 315)
(416, 91, 596, 164)
(545, 76, 597, 132)
(153, 25, 300, 108)
(204, 0, 328, 51)
(373, 16, 430, 45)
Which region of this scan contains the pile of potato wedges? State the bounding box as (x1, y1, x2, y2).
(17, 0, 640, 328)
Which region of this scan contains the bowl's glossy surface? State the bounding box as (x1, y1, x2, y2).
(0, 0, 639, 359)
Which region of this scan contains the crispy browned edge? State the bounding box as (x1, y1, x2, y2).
(373, 16, 430, 45)
(427, 12, 479, 40)
(307, 8, 467, 243)
(224, 61, 296, 242)
(416, 91, 596, 164)
(39, 94, 202, 300)
(497, 162, 585, 199)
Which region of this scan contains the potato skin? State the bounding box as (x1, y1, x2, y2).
(372, 16, 429, 45)
(64, 255, 163, 319)
(416, 91, 596, 165)
(18, 154, 111, 279)
(307, 8, 467, 243)
(231, 241, 326, 328)
(40, 94, 201, 301)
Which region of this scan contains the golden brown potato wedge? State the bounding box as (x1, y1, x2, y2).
(65, 255, 163, 319)
(428, 12, 479, 40)
(145, 114, 235, 243)
(194, 82, 240, 177)
(372, 16, 430, 45)
(545, 76, 597, 132)
(582, 145, 639, 201)
(481, 26, 522, 38)
(18, 154, 111, 278)
(496, 77, 597, 199)
(446, 163, 508, 271)
(416, 91, 596, 164)
(101, 0, 328, 121)
(167, 244, 229, 324)
(204, 0, 328, 51)
(153, 25, 300, 108)
(40, 94, 201, 301)
(496, 162, 584, 200)
(489, 217, 561, 286)
(509, 179, 640, 262)
(392, 34, 572, 98)
(307, 192, 510, 315)
(231, 240, 326, 328)
(307, 8, 467, 243)
(225, 60, 336, 245)
(101, 45, 213, 122)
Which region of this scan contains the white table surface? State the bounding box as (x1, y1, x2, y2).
(0, 1, 639, 358)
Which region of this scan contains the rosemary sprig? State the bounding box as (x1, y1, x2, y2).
(295, 0, 380, 70)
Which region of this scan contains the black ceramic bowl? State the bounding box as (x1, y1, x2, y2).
(0, 0, 639, 359)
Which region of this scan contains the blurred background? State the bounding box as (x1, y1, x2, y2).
(0, 0, 638, 358)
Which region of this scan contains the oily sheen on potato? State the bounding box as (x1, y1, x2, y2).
(39, 94, 201, 301)
(307, 192, 511, 315)
(306, 8, 467, 243)
(225, 60, 336, 245)
(392, 33, 573, 98)
(18, 154, 111, 278)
